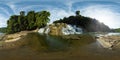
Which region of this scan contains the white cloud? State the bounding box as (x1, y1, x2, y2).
(0, 15, 8, 27)
(80, 5, 120, 28)
(49, 8, 74, 24)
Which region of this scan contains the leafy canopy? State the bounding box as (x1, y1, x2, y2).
(7, 10, 50, 34)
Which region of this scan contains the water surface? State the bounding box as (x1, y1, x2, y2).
(0, 33, 120, 60)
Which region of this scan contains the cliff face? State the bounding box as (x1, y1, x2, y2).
(38, 23, 82, 35)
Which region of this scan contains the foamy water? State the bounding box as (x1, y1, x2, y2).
(62, 25, 82, 35)
(38, 24, 82, 35)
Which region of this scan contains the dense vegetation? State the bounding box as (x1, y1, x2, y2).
(0, 27, 7, 33)
(7, 11, 50, 34)
(6, 10, 111, 34)
(54, 11, 110, 32)
(112, 28, 120, 32)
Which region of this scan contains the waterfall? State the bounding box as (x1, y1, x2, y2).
(38, 24, 82, 35)
(38, 26, 50, 34)
(38, 28, 45, 33)
(62, 25, 82, 35)
(44, 27, 50, 34)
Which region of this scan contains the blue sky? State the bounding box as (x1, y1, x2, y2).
(0, 0, 120, 28)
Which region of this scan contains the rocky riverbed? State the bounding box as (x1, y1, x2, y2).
(96, 34, 120, 49)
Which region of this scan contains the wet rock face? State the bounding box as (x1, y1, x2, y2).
(38, 23, 83, 35)
(49, 23, 66, 35)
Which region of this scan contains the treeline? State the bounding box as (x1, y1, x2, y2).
(112, 28, 120, 32)
(0, 27, 7, 33)
(7, 11, 50, 34)
(54, 11, 110, 32)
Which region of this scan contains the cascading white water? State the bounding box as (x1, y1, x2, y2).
(44, 27, 50, 34)
(38, 24, 82, 35)
(38, 26, 50, 34)
(62, 25, 82, 35)
(38, 28, 45, 33)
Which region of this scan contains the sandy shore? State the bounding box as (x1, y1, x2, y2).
(0, 30, 37, 49)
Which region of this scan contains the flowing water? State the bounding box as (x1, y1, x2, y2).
(38, 24, 82, 35)
(0, 33, 120, 60)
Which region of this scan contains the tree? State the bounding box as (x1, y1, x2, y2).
(35, 11, 50, 28)
(20, 11, 25, 16)
(26, 11, 36, 30)
(75, 10, 80, 16)
(7, 15, 19, 33)
(18, 15, 26, 30)
(7, 10, 50, 34)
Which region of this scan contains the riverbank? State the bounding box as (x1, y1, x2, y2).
(0, 30, 37, 49)
(96, 34, 120, 49)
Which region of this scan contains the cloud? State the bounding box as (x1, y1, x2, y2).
(0, 15, 8, 27)
(0, 0, 120, 29)
(80, 5, 120, 28)
(49, 8, 74, 23)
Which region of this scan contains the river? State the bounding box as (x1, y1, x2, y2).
(0, 33, 120, 60)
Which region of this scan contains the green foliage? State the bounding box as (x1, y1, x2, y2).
(112, 28, 120, 32)
(75, 10, 80, 16)
(20, 11, 25, 16)
(35, 11, 50, 28)
(26, 11, 36, 30)
(0, 27, 7, 33)
(7, 15, 19, 33)
(7, 10, 50, 34)
(53, 11, 110, 32)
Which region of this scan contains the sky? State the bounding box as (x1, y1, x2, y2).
(0, 0, 120, 28)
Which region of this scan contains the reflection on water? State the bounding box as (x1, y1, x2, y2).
(0, 33, 120, 60)
(26, 33, 95, 52)
(107, 32, 120, 35)
(26, 33, 70, 51)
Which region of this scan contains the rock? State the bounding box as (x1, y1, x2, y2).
(96, 35, 120, 49)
